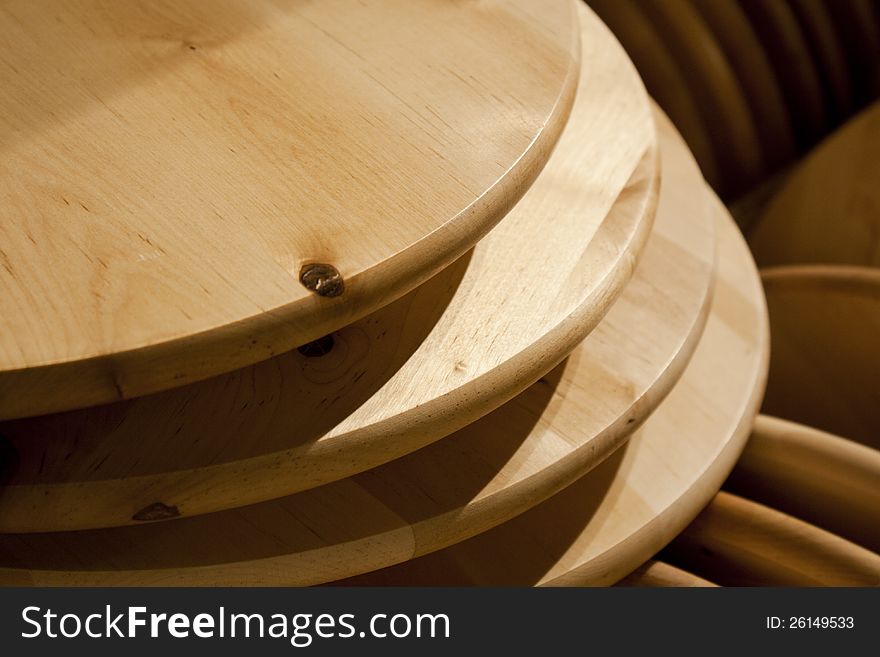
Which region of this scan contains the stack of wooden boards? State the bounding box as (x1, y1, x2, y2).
(0, 0, 871, 587)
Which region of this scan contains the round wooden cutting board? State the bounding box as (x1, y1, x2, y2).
(0, 3, 657, 532)
(0, 104, 718, 585)
(335, 193, 769, 587)
(0, 0, 581, 420)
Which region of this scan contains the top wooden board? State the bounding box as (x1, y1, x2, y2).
(0, 0, 581, 420)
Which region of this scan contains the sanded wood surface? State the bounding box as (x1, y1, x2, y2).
(0, 5, 657, 532)
(727, 415, 880, 552)
(0, 105, 718, 585)
(639, 0, 764, 196)
(665, 492, 880, 587)
(761, 265, 880, 448)
(691, 0, 795, 169)
(335, 195, 769, 587)
(749, 103, 880, 267)
(615, 561, 717, 588)
(587, 0, 720, 189)
(0, 0, 581, 420)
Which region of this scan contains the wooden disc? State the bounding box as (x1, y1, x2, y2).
(749, 103, 880, 267)
(665, 492, 880, 586)
(727, 415, 880, 552)
(333, 193, 768, 587)
(615, 561, 718, 588)
(691, 0, 796, 169)
(639, 0, 764, 196)
(587, 0, 721, 189)
(0, 4, 658, 532)
(0, 0, 582, 420)
(739, 0, 828, 145)
(760, 265, 880, 448)
(0, 105, 718, 585)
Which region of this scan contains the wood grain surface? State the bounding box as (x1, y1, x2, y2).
(334, 192, 769, 587)
(0, 0, 581, 420)
(639, 0, 764, 196)
(727, 415, 880, 553)
(691, 0, 795, 170)
(749, 103, 880, 267)
(760, 265, 880, 448)
(615, 560, 717, 588)
(0, 104, 718, 585)
(665, 492, 880, 586)
(587, 0, 721, 189)
(0, 4, 657, 532)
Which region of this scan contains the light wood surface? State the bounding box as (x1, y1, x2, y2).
(639, 0, 764, 196)
(691, 0, 795, 170)
(0, 104, 718, 585)
(0, 5, 658, 532)
(740, 0, 827, 145)
(587, 0, 721, 189)
(0, 0, 581, 420)
(615, 561, 718, 588)
(334, 193, 769, 587)
(749, 103, 880, 267)
(666, 492, 880, 587)
(727, 415, 880, 552)
(761, 265, 880, 448)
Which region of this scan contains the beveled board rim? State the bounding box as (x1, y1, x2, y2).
(0, 105, 720, 586)
(335, 188, 768, 588)
(0, 1, 656, 532)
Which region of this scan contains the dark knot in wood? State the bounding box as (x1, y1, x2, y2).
(132, 501, 180, 522)
(298, 333, 335, 357)
(299, 263, 344, 297)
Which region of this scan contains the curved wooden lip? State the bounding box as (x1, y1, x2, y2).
(615, 560, 718, 588)
(666, 491, 880, 586)
(0, 0, 582, 421)
(760, 264, 880, 287)
(587, 0, 721, 189)
(0, 3, 657, 532)
(0, 106, 718, 586)
(728, 414, 880, 552)
(336, 192, 768, 587)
